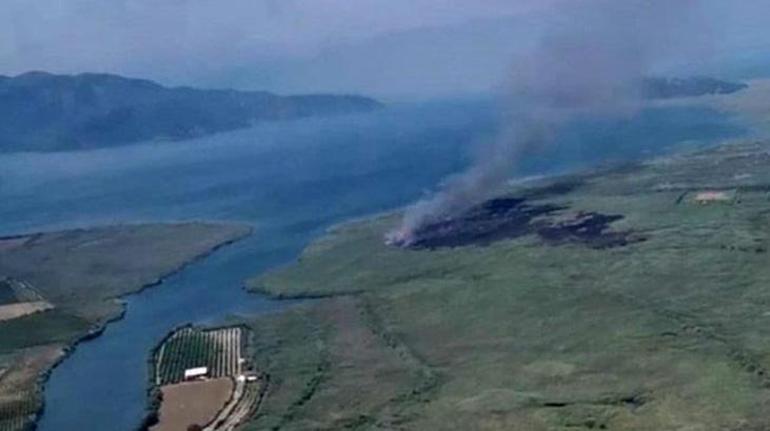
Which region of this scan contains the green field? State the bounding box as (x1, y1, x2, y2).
(243, 140, 770, 430)
(0, 311, 90, 355)
(0, 222, 251, 431)
(0, 223, 251, 305)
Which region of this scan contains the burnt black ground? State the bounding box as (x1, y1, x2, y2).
(535, 211, 644, 249)
(405, 196, 641, 250)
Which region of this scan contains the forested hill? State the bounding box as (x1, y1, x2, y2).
(0, 71, 383, 152)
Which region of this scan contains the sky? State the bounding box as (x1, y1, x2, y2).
(2, 1, 770, 100)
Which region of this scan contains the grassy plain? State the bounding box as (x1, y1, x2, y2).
(0, 222, 250, 431)
(244, 140, 770, 430)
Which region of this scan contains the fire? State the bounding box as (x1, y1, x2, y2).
(384, 227, 415, 247)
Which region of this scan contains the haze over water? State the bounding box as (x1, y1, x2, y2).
(0, 101, 744, 430)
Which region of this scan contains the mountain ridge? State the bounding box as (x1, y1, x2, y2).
(0, 71, 382, 152)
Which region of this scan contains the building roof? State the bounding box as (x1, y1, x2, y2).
(184, 367, 209, 379)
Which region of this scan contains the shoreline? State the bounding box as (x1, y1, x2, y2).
(0, 220, 254, 250)
(230, 138, 770, 430)
(246, 137, 758, 302)
(26, 223, 254, 430)
(21, 136, 759, 429)
(137, 323, 253, 431)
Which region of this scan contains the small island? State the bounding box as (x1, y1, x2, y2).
(0, 222, 251, 430)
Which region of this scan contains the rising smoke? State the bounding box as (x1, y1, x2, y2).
(388, 0, 703, 245)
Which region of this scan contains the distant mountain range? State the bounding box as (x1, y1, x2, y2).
(0, 72, 747, 153)
(642, 76, 748, 99)
(0, 72, 382, 152)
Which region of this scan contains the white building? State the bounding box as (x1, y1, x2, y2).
(183, 366, 209, 381)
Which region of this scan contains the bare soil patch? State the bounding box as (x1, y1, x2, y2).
(151, 378, 233, 431)
(0, 302, 53, 322)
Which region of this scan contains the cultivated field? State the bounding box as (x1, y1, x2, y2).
(0, 279, 53, 323)
(0, 279, 46, 306)
(150, 326, 264, 431)
(0, 345, 63, 431)
(154, 326, 243, 386)
(151, 378, 233, 431)
(0, 223, 251, 430)
(0, 393, 36, 431)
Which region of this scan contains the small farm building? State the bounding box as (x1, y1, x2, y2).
(183, 366, 209, 380)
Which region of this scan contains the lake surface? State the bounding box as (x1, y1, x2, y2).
(0, 100, 744, 430)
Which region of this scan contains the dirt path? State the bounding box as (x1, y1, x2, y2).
(204, 378, 264, 431)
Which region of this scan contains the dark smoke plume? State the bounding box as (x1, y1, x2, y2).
(388, 0, 703, 245)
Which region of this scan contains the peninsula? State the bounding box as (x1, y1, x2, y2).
(241, 139, 770, 430)
(0, 222, 251, 430)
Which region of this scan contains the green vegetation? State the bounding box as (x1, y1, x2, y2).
(243, 140, 770, 430)
(154, 326, 243, 386)
(0, 223, 252, 305)
(240, 299, 427, 431)
(0, 311, 89, 354)
(0, 222, 251, 430)
(0, 282, 16, 306)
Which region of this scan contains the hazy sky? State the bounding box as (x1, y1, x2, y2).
(2, 1, 769, 100)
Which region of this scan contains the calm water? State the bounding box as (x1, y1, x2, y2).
(0, 100, 744, 430)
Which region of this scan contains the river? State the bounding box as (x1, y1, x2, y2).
(0, 100, 744, 430)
